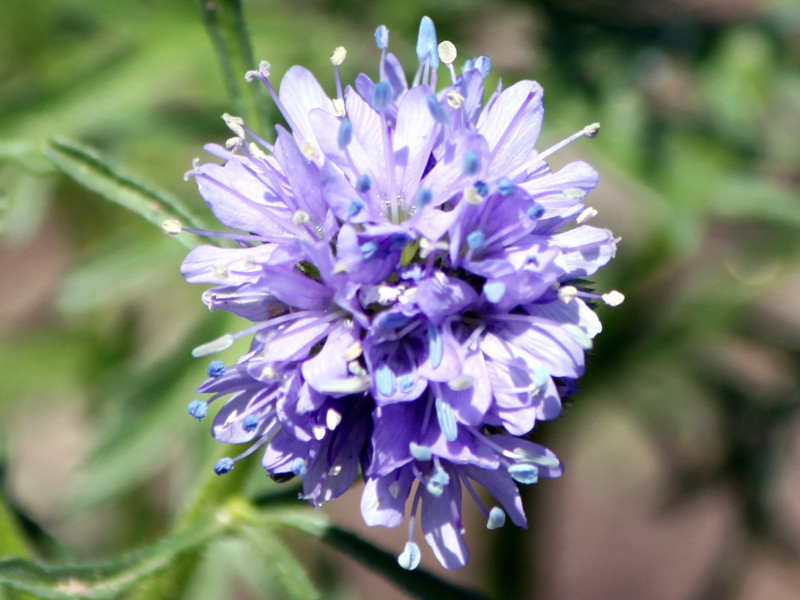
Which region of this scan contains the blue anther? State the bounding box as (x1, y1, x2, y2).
(462, 150, 480, 176)
(372, 81, 392, 111)
(508, 463, 539, 485)
(374, 25, 389, 50)
(207, 360, 225, 378)
(498, 177, 515, 196)
(398, 541, 421, 571)
(379, 312, 410, 329)
(375, 363, 396, 396)
(527, 203, 545, 219)
(291, 457, 307, 476)
(487, 507, 506, 530)
(338, 118, 352, 149)
(187, 400, 208, 420)
(416, 16, 439, 69)
(243, 414, 259, 432)
(356, 174, 372, 192)
(399, 374, 416, 393)
(360, 240, 379, 259)
(409, 442, 432, 462)
(426, 93, 448, 124)
(475, 180, 489, 197)
(484, 281, 506, 303)
(347, 199, 365, 217)
(213, 457, 235, 475)
(466, 230, 486, 250)
(416, 187, 433, 208)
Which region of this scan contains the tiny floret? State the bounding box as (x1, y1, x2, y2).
(180, 16, 619, 571)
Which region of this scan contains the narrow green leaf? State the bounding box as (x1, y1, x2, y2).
(197, 0, 270, 136)
(0, 515, 228, 600)
(244, 528, 320, 600)
(710, 176, 800, 228)
(42, 139, 207, 245)
(262, 510, 489, 600)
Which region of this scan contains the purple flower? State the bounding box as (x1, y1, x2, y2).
(170, 17, 622, 570)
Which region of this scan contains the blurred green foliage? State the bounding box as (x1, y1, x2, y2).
(0, 0, 799, 599)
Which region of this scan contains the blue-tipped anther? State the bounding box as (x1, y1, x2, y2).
(375, 363, 396, 396)
(487, 507, 506, 530)
(243, 414, 259, 432)
(484, 281, 506, 303)
(462, 149, 480, 176)
(508, 463, 539, 485)
(416, 16, 439, 69)
(374, 25, 389, 50)
(398, 541, 421, 571)
(426, 464, 450, 497)
(409, 442, 433, 462)
(372, 81, 392, 111)
(527, 203, 545, 219)
(360, 240, 379, 259)
(187, 400, 208, 420)
(475, 180, 489, 197)
(213, 457, 235, 475)
(291, 457, 307, 476)
(207, 360, 226, 378)
(426, 93, 448, 124)
(347, 199, 365, 217)
(338, 118, 352, 149)
(466, 230, 486, 250)
(416, 187, 433, 208)
(356, 174, 372, 192)
(399, 374, 416, 393)
(498, 177, 515, 196)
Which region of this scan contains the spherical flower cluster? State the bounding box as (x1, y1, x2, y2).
(171, 17, 621, 570)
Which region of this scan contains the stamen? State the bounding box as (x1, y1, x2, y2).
(291, 457, 307, 476)
(527, 203, 545, 219)
(356, 174, 372, 192)
(292, 210, 310, 226)
(332, 98, 345, 117)
(192, 334, 234, 358)
(508, 464, 539, 484)
(374, 25, 389, 50)
(244, 60, 271, 82)
(372, 81, 392, 111)
(343, 341, 363, 361)
(207, 360, 226, 377)
(463, 186, 483, 205)
(558, 285, 578, 303)
(577, 207, 598, 224)
(222, 113, 245, 139)
(462, 150, 480, 176)
(483, 281, 506, 303)
(409, 442, 433, 461)
(187, 400, 208, 420)
(162, 219, 182, 235)
(416, 187, 433, 208)
(416, 16, 439, 69)
(426, 93, 449, 124)
(338, 118, 352, 149)
(602, 290, 625, 307)
(536, 123, 601, 164)
(447, 374, 474, 391)
(487, 506, 506, 529)
(398, 541, 421, 571)
(446, 91, 464, 109)
(213, 457, 235, 475)
(497, 177, 515, 197)
(330, 46, 346, 66)
(466, 231, 486, 250)
(326, 408, 343, 430)
(243, 414, 259, 431)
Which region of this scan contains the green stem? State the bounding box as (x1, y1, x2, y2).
(197, 0, 270, 136)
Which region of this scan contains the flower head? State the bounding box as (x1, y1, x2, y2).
(176, 17, 621, 570)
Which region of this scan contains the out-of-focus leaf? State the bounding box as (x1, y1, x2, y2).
(0, 141, 52, 174)
(710, 176, 800, 228)
(0, 515, 226, 600)
(43, 139, 206, 244)
(244, 528, 320, 600)
(264, 510, 489, 600)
